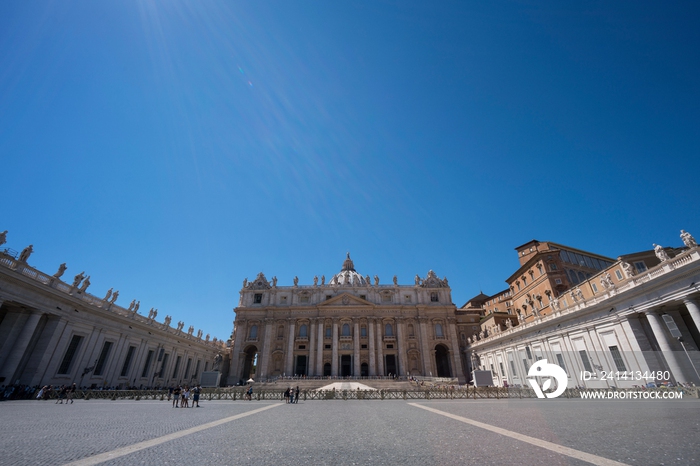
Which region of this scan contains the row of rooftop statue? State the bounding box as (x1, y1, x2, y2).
(0, 230, 219, 345)
(467, 229, 698, 345)
(242, 269, 449, 289)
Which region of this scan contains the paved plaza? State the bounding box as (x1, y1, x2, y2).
(1, 397, 699, 466)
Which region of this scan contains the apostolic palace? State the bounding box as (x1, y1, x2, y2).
(2, 228, 700, 391)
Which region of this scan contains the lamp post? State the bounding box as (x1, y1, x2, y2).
(662, 314, 700, 383)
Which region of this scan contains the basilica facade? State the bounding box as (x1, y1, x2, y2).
(228, 254, 467, 384)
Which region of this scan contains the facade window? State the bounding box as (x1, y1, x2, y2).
(253, 293, 262, 304)
(280, 296, 288, 304)
(579, 350, 593, 372)
(430, 292, 439, 302)
(325, 327, 332, 338)
(172, 355, 181, 379)
(609, 345, 627, 371)
(408, 324, 415, 337)
(120, 346, 136, 377)
(361, 326, 367, 337)
(194, 360, 201, 378)
(525, 347, 532, 360)
(277, 325, 284, 338)
(326, 295, 332, 300)
(382, 294, 392, 303)
(94, 341, 113, 376)
(516, 282, 521, 291)
(58, 335, 84, 375)
(405, 295, 412, 303)
(499, 362, 506, 376)
(184, 358, 192, 379)
(385, 323, 393, 336)
(141, 350, 154, 378)
(522, 277, 527, 286)
(249, 325, 258, 340)
(508, 353, 517, 377)
(300, 296, 309, 303)
(435, 323, 444, 337)
(634, 261, 647, 273)
(615, 270, 623, 280)
(555, 353, 567, 375)
(549, 263, 557, 271)
(342, 323, 351, 336)
(159, 354, 169, 378)
(299, 324, 308, 337)
(591, 283, 598, 293)
(360, 295, 366, 300)
(537, 265, 543, 276)
(555, 278, 562, 284)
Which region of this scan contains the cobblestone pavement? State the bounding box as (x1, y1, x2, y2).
(1, 397, 699, 465)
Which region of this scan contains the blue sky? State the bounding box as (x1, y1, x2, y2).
(1, 1, 698, 341)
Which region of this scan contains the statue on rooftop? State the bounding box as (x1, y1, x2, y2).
(79, 276, 90, 292)
(242, 278, 248, 288)
(103, 288, 113, 302)
(313, 275, 318, 286)
(18, 245, 34, 262)
(621, 261, 635, 278)
(393, 275, 398, 285)
(110, 291, 119, 304)
(681, 230, 697, 248)
(321, 275, 325, 286)
(0, 230, 6, 246)
(164, 315, 171, 327)
(272, 276, 277, 287)
(293, 276, 299, 287)
(374, 275, 379, 286)
(53, 263, 67, 279)
(128, 300, 135, 311)
(72, 272, 85, 288)
(653, 244, 670, 262)
(415, 274, 421, 286)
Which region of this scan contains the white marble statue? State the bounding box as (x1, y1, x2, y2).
(681, 230, 697, 248)
(188, 325, 194, 335)
(18, 245, 34, 262)
(127, 300, 135, 311)
(132, 300, 139, 312)
(164, 315, 172, 327)
(575, 287, 584, 301)
(653, 244, 670, 262)
(550, 298, 559, 311)
(205, 333, 210, 342)
(293, 276, 299, 286)
(313, 276, 318, 286)
(415, 274, 421, 286)
(393, 275, 398, 285)
(621, 261, 635, 278)
(242, 278, 248, 288)
(272, 276, 277, 287)
(197, 329, 203, 339)
(110, 291, 119, 304)
(374, 275, 379, 286)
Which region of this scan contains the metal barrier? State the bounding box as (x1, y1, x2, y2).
(30, 386, 697, 401)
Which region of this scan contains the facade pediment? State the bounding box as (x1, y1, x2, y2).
(318, 293, 373, 307)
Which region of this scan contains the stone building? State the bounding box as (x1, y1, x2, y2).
(467, 232, 700, 388)
(228, 254, 466, 385)
(0, 236, 225, 389)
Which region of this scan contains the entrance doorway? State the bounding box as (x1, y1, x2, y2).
(242, 346, 258, 382)
(385, 355, 397, 376)
(341, 355, 352, 376)
(435, 344, 451, 377)
(295, 355, 307, 376)
(361, 363, 369, 377)
(323, 363, 331, 376)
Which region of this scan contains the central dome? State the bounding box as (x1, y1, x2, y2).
(329, 253, 368, 286)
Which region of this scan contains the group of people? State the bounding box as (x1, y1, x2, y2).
(34, 383, 77, 403)
(168, 385, 201, 408)
(284, 386, 300, 403)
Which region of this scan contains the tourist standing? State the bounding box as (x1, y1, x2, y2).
(284, 387, 290, 403)
(192, 385, 201, 407)
(172, 386, 181, 408)
(294, 386, 300, 404)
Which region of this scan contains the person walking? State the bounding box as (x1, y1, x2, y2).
(56, 385, 66, 404)
(66, 383, 76, 404)
(294, 386, 300, 404)
(246, 385, 253, 401)
(284, 387, 290, 403)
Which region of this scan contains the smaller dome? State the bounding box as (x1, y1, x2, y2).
(329, 253, 367, 286)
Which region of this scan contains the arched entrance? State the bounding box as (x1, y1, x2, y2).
(242, 346, 258, 381)
(323, 362, 331, 376)
(435, 344, 451, 378)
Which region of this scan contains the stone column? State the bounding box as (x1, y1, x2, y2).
(645, 310, 691, 383)
(376, 320, 385, 376)
(331, 319, 339, 376)
(683, 298, 700, 336)
(0, 311, 43, 384)
(316, 320, 324, 375)
(396, 317, 406, 376)
(259, 318, 273, 379)
(417, 316, 432, 377)
(104, 333, 129, 386)
(228, 319, 245, 383)
(308, 319, 316, 377)
(368, 318, 376, 376)
(447, 318, 464, 382)
(285, 319, 296, 376)
(353, 319, 361, 376)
